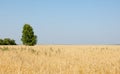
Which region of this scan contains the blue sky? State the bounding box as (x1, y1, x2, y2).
(0, 0, 120, 44)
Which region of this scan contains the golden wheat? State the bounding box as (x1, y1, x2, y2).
(0, 45, 120, 74)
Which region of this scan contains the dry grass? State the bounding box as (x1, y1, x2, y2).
(0, 45, 120, 74)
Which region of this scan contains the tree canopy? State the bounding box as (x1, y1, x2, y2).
(21, 24, 37, 46)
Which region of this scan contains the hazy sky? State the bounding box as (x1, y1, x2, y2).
(0, 0, 120, 44)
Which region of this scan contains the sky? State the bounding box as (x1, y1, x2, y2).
(0, 0, 120, 44)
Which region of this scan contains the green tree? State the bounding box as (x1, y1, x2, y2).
(0, 39, 3, 45)
(3, 38, 10, 45)
(9, 39, 16, 45)
(21, 24, 37, 46)
(3, 38, 16, 45)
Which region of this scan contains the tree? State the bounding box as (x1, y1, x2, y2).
(3, 38, 11, 45)
(21, 24, 37, 46)
(10, 39, 16, 45)
(0, 39, 3, 45)
(0, 38, 16, 45)
(3, 38, 16, 45)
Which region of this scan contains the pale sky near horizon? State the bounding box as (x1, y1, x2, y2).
(0, 0, 120, 44)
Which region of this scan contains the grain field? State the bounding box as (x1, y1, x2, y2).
(0, 45, 120, 74)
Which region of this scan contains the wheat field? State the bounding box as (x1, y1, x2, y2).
(0, 45, 120, 74)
